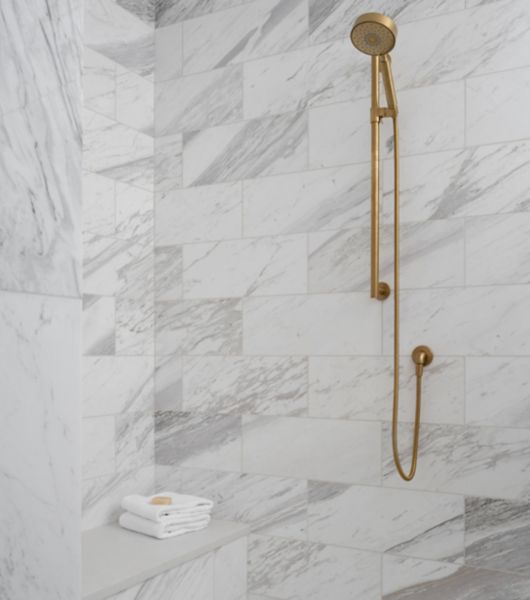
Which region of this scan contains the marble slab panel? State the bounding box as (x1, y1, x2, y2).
(83, 47, 117, 119)
(154, 355, 183, 411)
(155, 246, 183, 301)
(115, 412, 155, 472)
(155, 22, 182, 83)
(157, 0, 245, 26)
(83, 171, 115, 237)
(83, 294, 115, 355)
(155, 133, 182, 194)
(83, 416, 116, 479)
(116, 68, 154, 135)
(115, 297, 155, 355)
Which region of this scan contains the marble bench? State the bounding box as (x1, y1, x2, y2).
(82, 520, 249, 600)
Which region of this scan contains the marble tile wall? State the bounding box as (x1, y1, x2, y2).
(82, 0, 156, 530)
(152, 0, 530, 598)
(0, 1, 83, 598)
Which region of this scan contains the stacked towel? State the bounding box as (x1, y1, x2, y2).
(119, 492, 214, 539)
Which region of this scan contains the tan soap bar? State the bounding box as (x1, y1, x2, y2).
(150, 496, 172, 505)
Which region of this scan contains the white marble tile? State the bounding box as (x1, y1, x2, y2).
(157, 0, 245, 26)
(183, 356, 308, 416)
(155, 133, 182, 194)
(83, 108, 154, 191)
(156, 183, 242, 244)
(156, 298, 242, 355)
(85, 0, 154, 78)
(156, 466, 307, 539)
(242, 416, 381, 484)
(308, 0, 464, 44)
(309, 82, 464, 168)
(155, 245, 182, 301)
(155, 354, 183, 411)
(383, 423, 530, 499)
(117, 0, 155, 24)
(382, 554, 530, 600)
(466, 67, 530, 146)
(383, 286, 530, 356)
(83, 295, 115, 355)
(82, 465, 155, 530)
(308, 483, 463, 562)
(243, 39, 367, 119)
(309, 356, 464, 425)
(156, 65, 243, 134)
(115, 181, 153, 241)
(183, 111, 307, 187)
(155, 22, 182, 83)
(182, 0, 308, 75)
(83, 416, 116, 479)
(0, 292, 80, 599)
(214, 538, 247, 600)
(465, 496, 530, 576)
(115, 297, 155, 355)
(183, 235, 307, 298)
(466, 357, 530, 428)
(0, 0, 82, 115)
(83, 171, 115, 237)
(248, 534, 381, 600)
(83, 47, 117, 119)
(115, 412, 155, 472)
(242, 165, 371, 236)
(243, 293, 381, 355)
(466, 214, 530, 285)
(0, 87, 81, 296)
(156, 412, 242, 472)
(83, 356, 154, 416)
(382, 142, 530, 223)
(116, 68, 154, 135)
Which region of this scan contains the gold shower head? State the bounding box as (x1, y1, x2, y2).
(350, 12, 397, 55)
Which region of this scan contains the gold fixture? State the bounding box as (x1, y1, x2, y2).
(351, 13, 434, 482)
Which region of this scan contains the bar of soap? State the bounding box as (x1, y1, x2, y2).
(151, 496, 172, 505)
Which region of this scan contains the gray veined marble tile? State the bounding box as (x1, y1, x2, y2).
(382, 141, 530, 223)
(156, 0, 246, 26)
(83, 465, 155, 529)
(116, 67, 154, 135)
(115, 412, 155, 472)
(156, 65, 243, 135)
(155, 354, 183, 411)
(83, 170, 115, 237)
(382, 285, 530, 356)
(83, 47, 117, 119)
(242, 415, 381, 484)
(115, 181, 154, 241)
(243, 39, 369, 119)
(308, 0, 464, 44)
(117, 0, 156, 24)
(466, 214, 530, 285)
(83, 295, 115, 355)
(155, 23, 182, 83)
(85, 0, 154, 78)
(309, 356, 464, 425)
(156, 466, 307, 539)
(155, 133, 182, 195)
(0, 86, 81, 296)
(83, 108, 154, 191)
(115, 296, 155, 355)
(466, 357, 530, 428)
(83, 356, 154, 416)
(466, 67, 530, 146)
(214, 538, 248, 600)
(182, 111, 307, 187)
(243, 293, 381, 355)
(465, 496, 530, 576)
(308, 482, 464, 563)
(0, 292, 80, 599)
(82, 416, 116, 479)
(0, 0, 82, 116)
(156, 298, 242, 355)
(182, 235, 307, 298)
(382, 423, 530, 499)
(182, 356, 308, 416)
(156, 183, 242, 244)
(383, 554, 530, 600)
(155, 411, 242, 472)
(182, 0, 308, 75)
(248, 534, 381, 600)
(242, 165, 371, 237)
(155, 245, 183, 301)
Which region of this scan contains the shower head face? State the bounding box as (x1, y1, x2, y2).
(350, 13, 397, 55)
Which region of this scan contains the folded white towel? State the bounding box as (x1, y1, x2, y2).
(121, 492, 214, 523)
(119, 512, 211, 539)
